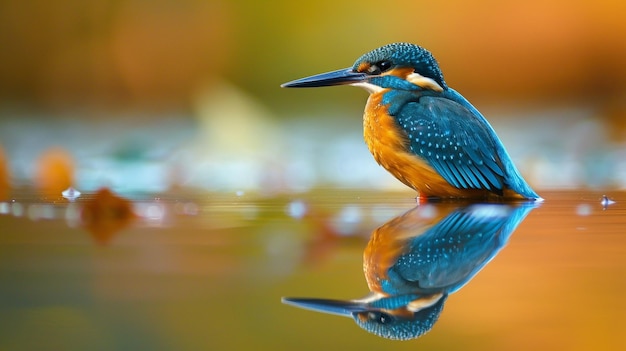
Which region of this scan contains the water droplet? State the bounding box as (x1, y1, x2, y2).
(601, 195, 616, 209)
(62, 187, 81, 202)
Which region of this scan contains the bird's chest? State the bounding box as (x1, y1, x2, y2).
(362, 93, 428, 186)
(363, 225, 406, 293)
(362, 92, 455, 194)
(362, 92, 409, 164)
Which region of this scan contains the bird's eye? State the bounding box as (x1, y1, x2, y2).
(367, 311, 394, 324)
(366, 60, 393, 75)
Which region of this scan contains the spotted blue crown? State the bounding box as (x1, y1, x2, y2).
(352, 43, 447, 89)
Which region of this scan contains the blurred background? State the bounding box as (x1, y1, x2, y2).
(1, 2, 626, 350)
(0, 0, 626, 196)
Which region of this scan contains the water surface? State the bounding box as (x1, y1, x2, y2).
(0, 189, 624, 350)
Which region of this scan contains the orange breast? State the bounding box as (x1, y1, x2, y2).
(362, 92, 488, 198)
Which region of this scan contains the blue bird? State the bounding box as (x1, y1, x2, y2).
(283, 202, 537, 340)
(282, 43, 541, 200)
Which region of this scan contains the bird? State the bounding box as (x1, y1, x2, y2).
(282, 202, 538, 340)
(282, 43, 541, 201)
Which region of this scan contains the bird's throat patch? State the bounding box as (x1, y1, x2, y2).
(406, 72, 443, 92)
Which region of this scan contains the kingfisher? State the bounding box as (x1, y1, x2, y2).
(283, 202, 537, 340)
(282, 43, 540, 200)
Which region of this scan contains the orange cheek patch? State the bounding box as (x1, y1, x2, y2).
(357, 62, 371, 73)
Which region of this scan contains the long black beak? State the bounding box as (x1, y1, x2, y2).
(282, 297, 369, 317)
(281, 68, 367, 88)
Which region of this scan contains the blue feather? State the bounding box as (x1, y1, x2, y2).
(382, 89, 521, 195)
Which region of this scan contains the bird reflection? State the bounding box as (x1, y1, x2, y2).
(283, 202, 537, 340)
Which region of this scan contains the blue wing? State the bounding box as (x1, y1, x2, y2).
(384, 90, 507, 194)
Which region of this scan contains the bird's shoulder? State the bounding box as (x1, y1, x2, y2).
(381, 88, 507, 193)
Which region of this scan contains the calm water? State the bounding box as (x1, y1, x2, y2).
(0, 189, 624, 351)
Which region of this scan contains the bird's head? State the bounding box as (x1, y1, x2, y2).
(282, 293, 447, 340)
(282, 43, 447, 94)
